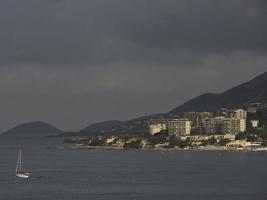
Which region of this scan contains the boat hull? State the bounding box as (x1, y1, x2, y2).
(16, 172, 30, 179)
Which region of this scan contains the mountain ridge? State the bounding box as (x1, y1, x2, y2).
(77, 72, 267, 136)
(169, 72, 267, 114)
(2, 72, 267, 137)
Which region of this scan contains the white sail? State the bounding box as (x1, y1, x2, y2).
(15, 149, 30, 179)
(19, 150, 22, 172)
(15, 149, 21, 173)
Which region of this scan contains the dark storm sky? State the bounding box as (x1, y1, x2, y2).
(0, 0, 266, 131)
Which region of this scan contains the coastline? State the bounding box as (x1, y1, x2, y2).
(72, 144, 267, 152)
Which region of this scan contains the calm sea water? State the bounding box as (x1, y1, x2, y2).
(0, 136, 266, 200)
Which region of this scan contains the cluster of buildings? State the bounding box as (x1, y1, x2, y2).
(72, 103, 267, 151)
(149, 108, 254, 137)
(73, 106, 256, 150)
(149, 118, 190, 136)
(197, 109, 247, 135)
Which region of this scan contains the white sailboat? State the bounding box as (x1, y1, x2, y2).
(15, 149, 30, 179)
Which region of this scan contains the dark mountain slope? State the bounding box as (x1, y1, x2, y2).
(79, 120, 123, 135)
(169, 72, 267, 114)
(62, 72, 267, 136)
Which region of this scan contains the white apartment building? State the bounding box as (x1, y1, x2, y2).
(250, 120, 259, 128)
(228, 118, 246, 134)
(217, 108, 247, 119)
(229, 109, 247, 119)
(204, 117, 246, 135)
(184, 112, 213, 127)
(168, 118, 191, 137)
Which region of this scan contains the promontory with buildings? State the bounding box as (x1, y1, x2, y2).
(65, 72, 267, 152)
(68, 103, 267, 151)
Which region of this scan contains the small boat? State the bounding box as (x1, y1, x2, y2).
(15, 149, 30, 179)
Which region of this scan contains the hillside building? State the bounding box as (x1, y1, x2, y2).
(203, 117, 246, 135)
(228, 109, 247, 119)
(149, 119, 167, 135)
(216, 108, 247, 119)
(250, 120, 259, 128)
(168, 118, 191, 137)
(184, 112, 213, 127)
(149, 124, 167, 135)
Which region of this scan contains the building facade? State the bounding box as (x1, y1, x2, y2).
(149, 124, 167, 135)
(168, 118, 191, 137)
(250, 120, 259, 128)
(228, 109, 247, 119)
(228, 118, 246, 134)
(184, 112, 213, 127)
(203, 117, 246, 135)
(149, 119, 167, 135)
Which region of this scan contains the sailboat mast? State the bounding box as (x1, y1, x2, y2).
(15, 149, 21, 173)
(19, 149, 22, 172)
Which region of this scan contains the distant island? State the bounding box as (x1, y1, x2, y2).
(63, 72, 267, 152)
(1, 121, 63, 137)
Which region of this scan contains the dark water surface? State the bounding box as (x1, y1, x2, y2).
(0, 136, 266, 200)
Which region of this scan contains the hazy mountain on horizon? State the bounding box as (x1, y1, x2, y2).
(1, 121, 63, 137)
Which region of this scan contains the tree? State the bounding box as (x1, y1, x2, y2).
(261, 141, 267, 147)
(246, 135, 258, 142)
(257, 128, 267, 140)
(202, 137, 217, 146)
(218, 139, 231, 146)
(124, 140, 142, 149)
(147, 133, 167, 145)
(235, 132, 247, 140)
(183, 137, 192, 147)
(90, 137, 106, 146)
(169, 137, 191, 148)
(169, 136, 181, 148)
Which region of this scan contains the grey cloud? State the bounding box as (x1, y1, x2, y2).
(0, 0, 266, 131)
(0, 0, 266, 66)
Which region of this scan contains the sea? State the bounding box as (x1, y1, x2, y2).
(0, 135, 266, 200)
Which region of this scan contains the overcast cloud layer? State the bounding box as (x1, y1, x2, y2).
(0, 0, 266, 131)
